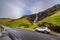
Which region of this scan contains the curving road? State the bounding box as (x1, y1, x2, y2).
(0, 27, 60, 40)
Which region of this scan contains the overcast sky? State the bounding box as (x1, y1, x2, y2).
(0, 0, 60, 19)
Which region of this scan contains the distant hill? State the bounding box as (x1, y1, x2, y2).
(7, 17, 32, 27)
(0, 18, 12, 25)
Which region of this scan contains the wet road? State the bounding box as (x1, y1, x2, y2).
(0, 27, 60, 40)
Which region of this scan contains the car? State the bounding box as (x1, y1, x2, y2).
(35, 27, 51, 34)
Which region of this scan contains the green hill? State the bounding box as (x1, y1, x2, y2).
(0, 18, 12, 25)
(7, 17, 32, 28)
(37, 11, 60, 26)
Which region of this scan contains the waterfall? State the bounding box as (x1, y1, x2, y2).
(33, 14, 38, 24)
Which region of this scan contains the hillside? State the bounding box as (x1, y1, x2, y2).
(7, 17, 32, 28)
(0, 18, 12, 25)
(31, 11, 60, 33)
(38, 11, 60, 26)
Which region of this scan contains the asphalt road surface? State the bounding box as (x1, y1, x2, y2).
(0, 27, 60, 40)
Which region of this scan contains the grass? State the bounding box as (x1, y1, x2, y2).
(7, 17, 32, 28)
(37, 11, 60, 26)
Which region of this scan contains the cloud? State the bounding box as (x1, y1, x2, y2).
(1, 3, 23, 19)
(30, 1, 44, 13)
(0, 0, 26, 19)
(30, 0, 60, 14)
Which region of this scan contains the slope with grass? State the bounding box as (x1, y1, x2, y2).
(38, 11, 60, 26)
(0, 18, 12, 25)
(7, 17, 32, 28)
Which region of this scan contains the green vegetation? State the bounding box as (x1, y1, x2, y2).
(37, 11, 60, 26)
(30, 11, 60, 29)
(7, 17, 32, 28)
(0, 18, 12, 25)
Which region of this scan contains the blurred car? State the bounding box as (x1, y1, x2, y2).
(35, 27, 51, 34)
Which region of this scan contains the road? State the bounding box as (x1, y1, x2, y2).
(0, 27, 60, 40)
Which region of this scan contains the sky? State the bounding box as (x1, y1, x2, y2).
(0, 0, 60, 19)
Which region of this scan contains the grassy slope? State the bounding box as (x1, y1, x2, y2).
(0, 18, 12, 25)
(40, 11, 60, 25)
(7, 17, 32, 28)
